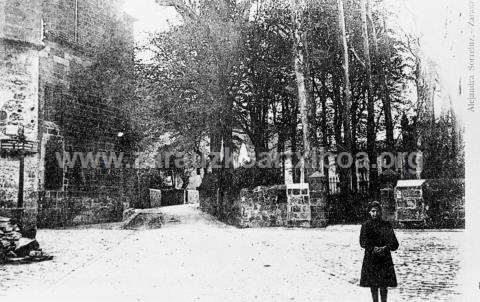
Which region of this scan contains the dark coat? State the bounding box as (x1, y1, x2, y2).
(359, 219, 399, 288)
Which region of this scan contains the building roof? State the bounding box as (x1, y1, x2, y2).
(396, 179, 426, 188)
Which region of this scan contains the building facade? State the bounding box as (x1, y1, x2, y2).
(0, 0, 136, 228)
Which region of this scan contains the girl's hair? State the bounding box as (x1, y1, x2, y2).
(369, 201, 382, 211)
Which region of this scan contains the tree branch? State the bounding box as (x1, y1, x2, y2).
(350, 47, 366, 69)
(156, 0, 198, 21)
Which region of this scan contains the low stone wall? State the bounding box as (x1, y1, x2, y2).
(199, 173, 328, 228)
(237, 185, 288, 227)
(200, 185, 318, 228)
(37, 191, 124, 228)
(394, 178, 465, 228)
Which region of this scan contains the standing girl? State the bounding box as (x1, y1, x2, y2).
(360, 201, 399, 302)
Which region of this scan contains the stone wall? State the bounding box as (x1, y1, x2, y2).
(394, 179, 465, 228)
(286, 183, 311, 227)
(1, 0, 136, 229)
(237, 186, 288, 227)
(0, 40, 40, 212)
(0, 0, 43, 236)
(41, 98, 134, 189)
(37, 191, 124, 228)
(200, 185, 322, 228)
(199, 173, 329, 228)
(41, 0, 132, 52)
(35, 0, 136, 227)
(309, 174, 328, 228)
(0, 0, 43, 45)
(34, 96, 138, 226)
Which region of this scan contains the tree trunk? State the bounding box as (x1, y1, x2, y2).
(367, 0, 394, 152)
(304, 16, 319, 157)
(291, 0, 310, 183)
(337, 0, 353, 192)
(351, 92, 359, 194)
(360, 0, 378, 196)
(253, 137, 268, 162)
(319, 73, 328, 148)
(290, 123, 300, 183)
(320, 73, 330, 179)
(309, 72, 320, 152)
(310, 70, 326, 171)
(332, 73, 343, 149)
(277, 127, 286, 180)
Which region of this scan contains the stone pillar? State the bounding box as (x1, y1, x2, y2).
(378, 170, 399, 222)
(286, 183, 311, 227)
(309, 171, 328, 228)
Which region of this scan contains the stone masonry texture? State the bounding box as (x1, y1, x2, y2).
(0, 0, 137, 229)
(200, 184, 319, 228)
(199, 172, 329, 228)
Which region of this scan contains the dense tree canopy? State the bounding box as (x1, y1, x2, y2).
(124, 0, 464, 192)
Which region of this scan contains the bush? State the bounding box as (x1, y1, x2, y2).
(423, 178, 465, 228)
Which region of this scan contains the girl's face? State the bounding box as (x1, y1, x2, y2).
(369, 208, 380, 220)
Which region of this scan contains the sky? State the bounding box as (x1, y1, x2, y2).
(122, 0, 464, 55)
(122, 0, 180, 43)
(400, 0, 468, 120)
(122, 0, 468, 119)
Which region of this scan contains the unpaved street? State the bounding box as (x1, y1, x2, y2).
(1, 204, 464, 302)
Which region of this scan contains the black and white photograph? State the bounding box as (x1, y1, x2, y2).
(0, 0, 478, 301)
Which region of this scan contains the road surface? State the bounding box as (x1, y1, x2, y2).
(1, 204, 464, 301)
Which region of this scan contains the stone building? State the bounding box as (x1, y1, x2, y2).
(0, 0, 136, 229)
